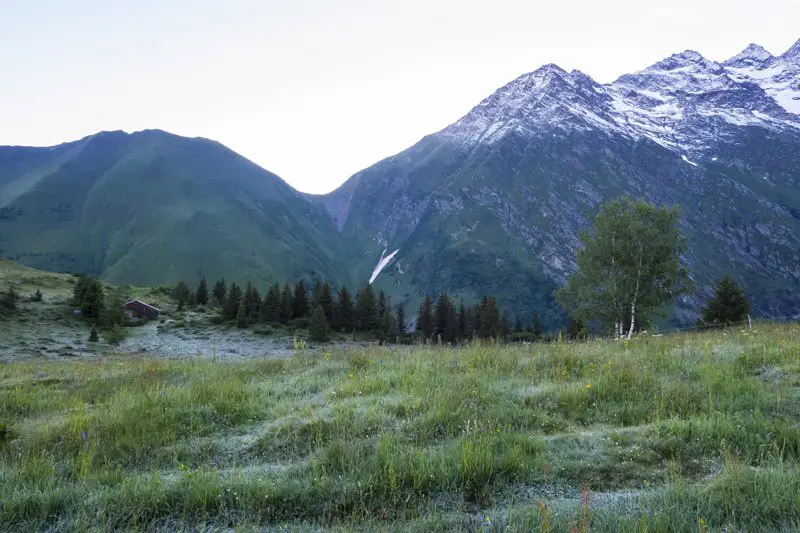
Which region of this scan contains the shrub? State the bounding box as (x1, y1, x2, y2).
(291, 318, 310, 330)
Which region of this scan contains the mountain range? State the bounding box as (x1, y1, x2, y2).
(3, 38, 800, 326)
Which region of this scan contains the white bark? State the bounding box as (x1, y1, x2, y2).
(626, 243, 644, 340)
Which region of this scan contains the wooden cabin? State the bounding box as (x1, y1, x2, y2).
(124, 299, 161, 320)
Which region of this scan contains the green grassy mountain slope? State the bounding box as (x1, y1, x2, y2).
(0, 130, 345, 288)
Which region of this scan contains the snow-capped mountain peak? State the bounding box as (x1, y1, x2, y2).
(441, 38, 800, 155)
(782, 38, 800, 60)
(723, 43, 774, 67)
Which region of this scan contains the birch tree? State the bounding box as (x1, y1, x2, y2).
(556, 197, 690, 339)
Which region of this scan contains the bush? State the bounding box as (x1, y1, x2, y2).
(254, 326, 274, 336)
(103, 326, 128, 346)
(291, 318, 310, 330)
(309, 305, 331, 342)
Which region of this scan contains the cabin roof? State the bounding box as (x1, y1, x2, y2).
(123, 300, 161, 312)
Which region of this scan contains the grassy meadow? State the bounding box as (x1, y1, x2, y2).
(1, 323, 799, 531)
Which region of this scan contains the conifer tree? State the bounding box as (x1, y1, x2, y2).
(465, 306, 477, 340)
(31, 289, 43, 302)
(1, 285, 20, 313)
(514, 316, 523, 333)
(318, 282, 334, 322)
(261, 284, 282, 323)
(434, 293, 452, 341)
(355, 285, 378, 330)
(311, 280, 323, 310)
(334, 285, 354, 332)
(212, 279, 227, 306)
(280, 283, 294, 323)
(566, 316, 588, 340)
(445, 301, 459, 344)
(173, 281, 191, 310)
(477, 296, 500, 339)
(236, 296, 248, 328)
(416, 295, 434, 340)
(458, 304, 468, 339)
(500, 311, 511, 339)
(309, 305, 331, 342)
(89, 325, 99, 342)
(532, 312, 543, 340)
(72, 275, 93, 307)
(244, 283, 261, 321)
(700, 275, 750, 326)
(224, 283, 242, 320)
(396, 303, 407, 335)
(293, 281, 309, 319)
(196, 277, 209, 306)
(81, 280, 105, 320)
(380, 307, 398, 343)
(378, 291, 387, 320)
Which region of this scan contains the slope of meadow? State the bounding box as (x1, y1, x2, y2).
(1, 324, 799, 531)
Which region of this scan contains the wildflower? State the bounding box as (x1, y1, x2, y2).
(585, 383, 592, 389)
(348, 373, 354, 379)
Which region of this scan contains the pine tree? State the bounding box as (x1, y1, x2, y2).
(261, 284, 282, 323)
(477, 297, 500, 339)
(280, 283, 294, 323)
(311, 280, 323, 310)
(196, 277, 209, 306)
(701, 275, 750, 326)
(380, 308, 398, 343)
(89, 325, 99, 342)
(81, 280, 105, 320)
(500, 312, 511, 339)
(445, 301, 460, 344)
(212, 279, 227, 306)
(416, 295, 434, 340)
(31, 289, 43, 302)
(318, 282, 334, 322)
(514, 316, 523, 333)
(396, 303, 407, 335)
(378, 291, 387, 320)
(244, 283, 261, 321)
(293, 281, 309, 319)
(532, 312, 543, 340)
(566, 316, 588, 340)
(224, 283, 242, 320)
(334, 285, 354, 332)
(173, 281, 191, 310)
(465, 306, 477, 340)
(355, 285, 378, 330)
(458, 304, 468, 340)
(434, 293, 452, 342)
(71, 275, 93, 307)
(309, 305, 331, 342)
(236, 296, 248, 328)
(1, 285, 20, 312)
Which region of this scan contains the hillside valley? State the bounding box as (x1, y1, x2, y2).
(3, 39, 800, 326)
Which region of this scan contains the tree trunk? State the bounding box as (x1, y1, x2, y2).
(627, 301, 636, 340)
(626, 242, 644, 340)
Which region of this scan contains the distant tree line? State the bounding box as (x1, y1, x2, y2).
(170, 197, 754, 343)
(174, 277, 405, 343)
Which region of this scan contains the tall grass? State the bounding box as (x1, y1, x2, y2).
(1, 324, 799, 531)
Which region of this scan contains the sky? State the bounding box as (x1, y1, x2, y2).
(1, 1, 799, 194)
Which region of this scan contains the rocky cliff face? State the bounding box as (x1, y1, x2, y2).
(324, 40, 800, 325)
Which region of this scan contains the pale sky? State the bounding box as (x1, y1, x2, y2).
(1, 1, 798, 194)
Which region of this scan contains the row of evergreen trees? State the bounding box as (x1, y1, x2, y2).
(174, 277, 557, 343)
(175, 277, 405, 337)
